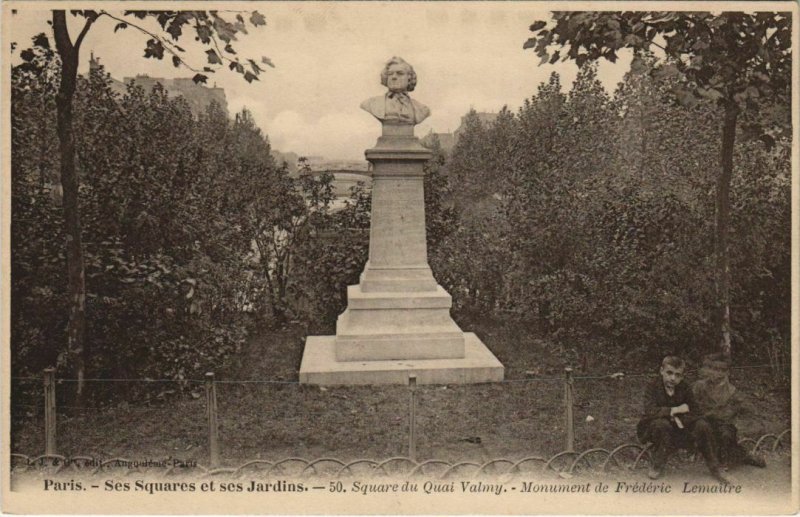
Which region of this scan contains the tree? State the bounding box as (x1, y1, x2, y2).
(249, 159, 336, 325)
(448, 110, 490, 211)
(15, 9, 270, 402)
(12, 59, 284, 395)
(507, 66, 618, 337)
(525, 11, 793, 357)
(11, 46, 65, 375)
(289, 175, 370, 330)
(421, 135, 457, 250)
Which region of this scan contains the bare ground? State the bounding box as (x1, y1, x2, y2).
(11, 321, 791, 469)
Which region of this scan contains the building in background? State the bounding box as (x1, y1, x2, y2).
(422, 111, 498, 155)
(89, 53, 228, 117)
(421, 131, 456, 154)
(454, 112, 498, 141)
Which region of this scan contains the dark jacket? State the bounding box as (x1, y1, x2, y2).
(637, 377, 701, 442)
(691, 378, 745, 424)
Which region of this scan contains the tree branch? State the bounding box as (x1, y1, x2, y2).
(647, 39, 668, 53)
(195, 14, 246, 69)
(99, 11, 204, 73)
(74, 14, 100, 50)
(638, 22, 670, 54)
(208, 29, 239, 67)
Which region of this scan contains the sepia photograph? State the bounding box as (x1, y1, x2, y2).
(1, 1, 797, 514)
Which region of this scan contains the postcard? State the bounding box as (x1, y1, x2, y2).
(2, 1, 797, 514)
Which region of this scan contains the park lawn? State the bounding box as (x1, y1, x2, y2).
(10, 318, 791, 466)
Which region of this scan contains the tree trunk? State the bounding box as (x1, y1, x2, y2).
(53, 11, 87, 403)
(255, 235, 282, 325)
(272, 253, 288, 325)
(715, 101, 738, 359)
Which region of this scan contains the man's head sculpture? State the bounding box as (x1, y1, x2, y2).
(381, 57, 417, 93)
(361, 56, 430, 126)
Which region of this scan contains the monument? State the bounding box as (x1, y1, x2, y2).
(299, 57, 504, 385)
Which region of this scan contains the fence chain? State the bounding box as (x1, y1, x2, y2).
(11, 428, 789, 480)
(9, 364, 774, 386)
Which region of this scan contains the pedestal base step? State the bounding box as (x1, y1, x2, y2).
(299, 333, 504, 385)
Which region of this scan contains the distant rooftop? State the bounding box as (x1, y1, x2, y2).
(422, 111, 498, 155)
(89, 53, 228, 117)
(421, 132, 456, 154)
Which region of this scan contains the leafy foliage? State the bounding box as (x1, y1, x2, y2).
(111, 10, 271, 84)
(523, 10, 792, 357)
(441, 57, 790, 366)
(12, 10, 271, 402)
(11, 48, 375, 392)
(525, 11, 791, 140)
(11, 59, 287, 395)
(10, 10, 790, 393)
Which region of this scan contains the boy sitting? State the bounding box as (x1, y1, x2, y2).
(692, 353, 766, 469)
(637, 356, 726, 482)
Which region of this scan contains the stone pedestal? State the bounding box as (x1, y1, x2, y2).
(299, 124, 504, 385)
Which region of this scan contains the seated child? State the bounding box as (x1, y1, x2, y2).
(637, 355, 727, 482)
(691, 353, 766, 469)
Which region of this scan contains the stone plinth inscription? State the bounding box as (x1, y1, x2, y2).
(369, 178, 428, 269)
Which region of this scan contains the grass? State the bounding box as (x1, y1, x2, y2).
(10, 318, 791, 466)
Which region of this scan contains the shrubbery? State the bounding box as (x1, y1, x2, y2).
(12, 57, 287, 395)
(439, 63, 790, 367)
(11, 48, 790, 400)
(11, 53, 373, 397)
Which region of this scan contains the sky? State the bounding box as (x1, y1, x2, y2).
(9, 3, 631, 161)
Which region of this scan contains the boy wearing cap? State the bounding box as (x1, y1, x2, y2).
(692, 353, 766, 469)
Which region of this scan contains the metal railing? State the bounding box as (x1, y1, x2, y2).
(11, 427, 790, 480)
(10, 364, 786, 470)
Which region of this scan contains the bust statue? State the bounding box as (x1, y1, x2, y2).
(361, 57, 430, 126)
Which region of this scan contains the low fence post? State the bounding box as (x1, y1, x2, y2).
(205, 372, 220, 468)
(43, 367, 56, 456)
(408, 374, 417, 461)
(564, 367, 575, 453)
